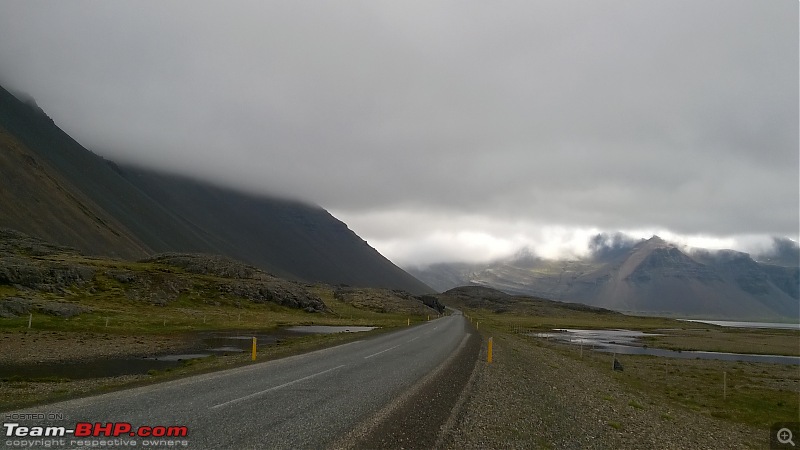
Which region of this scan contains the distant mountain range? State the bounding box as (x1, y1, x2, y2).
(0, 84, 431, 294)
(409, 235, 799, 320)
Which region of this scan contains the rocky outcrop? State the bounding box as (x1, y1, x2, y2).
(143, 253, 327, 311)
(0, 297, 87, 318)
(334, 287, 440, 316)
(219, 280, 327, 312)
(0, 257, 95, 291)
(0, 230, 329, 311)
(0, 228, 74, 257)
(417, 294, 446, 313)
(142, 253, 260, 279)
(116, 272, 191, 306)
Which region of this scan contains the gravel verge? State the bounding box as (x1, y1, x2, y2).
(438, 332, 764, 449)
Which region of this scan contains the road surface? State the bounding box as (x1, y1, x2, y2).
(3, 313, 473, 449)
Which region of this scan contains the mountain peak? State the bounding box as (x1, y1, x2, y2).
(637, 235, 676, 251)
(629, 235, 671, 254)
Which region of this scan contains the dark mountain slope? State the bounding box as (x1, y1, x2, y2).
(119, 166, 432, 290)
(0, 84, 431, 293)
(0, 85, 211, 254)
(0, 126, 149, 259)
(690, 249, 798, 318)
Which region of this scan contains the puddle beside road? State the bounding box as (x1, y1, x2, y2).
(284, 325, 378, 334)
(147, 354, 212, 362)
(532, 328, 800, 365)
(534, 329, 661, 346)
(202, 326, 377, 352)
(1, 325, 380, 380)
(203, 332, 285, 353)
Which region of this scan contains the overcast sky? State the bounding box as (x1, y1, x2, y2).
(0, 1, 797, 267)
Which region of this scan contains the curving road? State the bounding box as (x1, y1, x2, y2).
(3, 313, 472, 449)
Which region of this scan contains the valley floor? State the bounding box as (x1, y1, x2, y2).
(3, 318, 796, 449)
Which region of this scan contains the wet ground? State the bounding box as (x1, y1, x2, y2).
(532, 328, 800, 365)
(0, 325, 379, 380)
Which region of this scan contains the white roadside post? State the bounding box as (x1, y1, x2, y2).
(723, 371, 727, 400)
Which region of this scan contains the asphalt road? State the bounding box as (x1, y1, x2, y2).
(3, 313, 472, 449)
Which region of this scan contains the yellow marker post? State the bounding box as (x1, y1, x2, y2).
(407, 318, 410, 326)
(251, 337, 257, 361)
(487, 337, 493, 363)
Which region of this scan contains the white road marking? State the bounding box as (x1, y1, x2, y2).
(364, 344, 401, 359)
(210, 365, 346, 409)
(408, 336, 420, 342)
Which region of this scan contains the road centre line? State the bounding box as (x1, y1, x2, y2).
(210, 365, 346, 409)
(364, 344, 401, 359)
(408, 336, 420, 343)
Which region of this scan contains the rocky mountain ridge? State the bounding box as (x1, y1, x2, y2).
(410, 235, 799, 320)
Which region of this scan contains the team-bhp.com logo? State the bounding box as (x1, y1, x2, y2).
(4, 422, 189, 447)
(5, 422, 188, 438)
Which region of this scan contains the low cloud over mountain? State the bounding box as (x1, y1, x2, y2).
(410, 234, 799, 320)
(0, 1, 796, 267)
(0, 84, 431, 293)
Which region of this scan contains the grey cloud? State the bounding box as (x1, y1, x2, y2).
(0, 0, 796, 265)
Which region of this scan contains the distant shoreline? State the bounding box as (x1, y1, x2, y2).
(680, 319, 800, 330)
